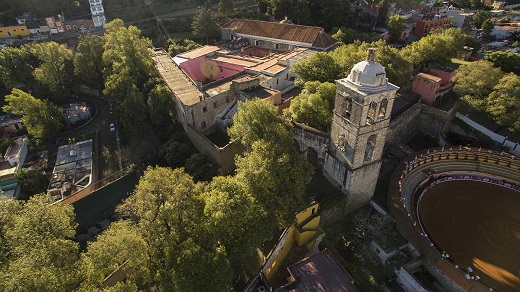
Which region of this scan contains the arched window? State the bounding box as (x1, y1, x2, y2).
(366, 101, 377, 125)
(344, 96, 353, 120)
(378, 99, 388, 120)
(364, 135, 377, 162)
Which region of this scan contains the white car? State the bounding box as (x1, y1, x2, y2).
(109, 123, 116, 132)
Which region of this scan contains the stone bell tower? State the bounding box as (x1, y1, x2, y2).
(324, 48, 399, 212)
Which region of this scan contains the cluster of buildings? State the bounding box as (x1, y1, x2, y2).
(0, 0, 107, 40)
(0, 116, 28, 199)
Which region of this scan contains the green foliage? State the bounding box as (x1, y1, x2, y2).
(160, 140, 193, 167)
(472, 11, 491, 29)
(484, 51, 520, 75)
(286, 81, 336, 131)
(147, 83, 173, 126)
(292, 52, 344, 84)
(401, 28, 467, 67)
(218, 0, 235, 15)
(31, 42, 74, 98)
(0, 195, 81, 291)
(80, 221, 151, 289)
(497, 16, 511, 24)
(453, 60, 503, 110)
(486, 73, 520, 132)
(15, 168, 48, 200)
(331, 40, 413, 90)
(74, 33, 105, 90)
(375, 0, 390, 27)
(192, 7, 221, 44)
(0, 46, 35, 88)
(117, 167, 233, 291)
(2, 89, 63, 141)
(481, 18, 493, 40)
(202, 176, 272, 261)
(185, 153, 218, 182)
(230, 99, 313, 225)
(167, 38, 201, 56)
(0, 138, 12, 155)
(387, 14, 406, 43)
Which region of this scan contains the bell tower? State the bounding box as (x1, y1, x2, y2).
(324, 48, 399, 212)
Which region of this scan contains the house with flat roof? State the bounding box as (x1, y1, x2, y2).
(0, 136, 28, 199)
(48, 139, 94, 202)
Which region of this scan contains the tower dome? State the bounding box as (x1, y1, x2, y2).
(346, 48, 387, 90)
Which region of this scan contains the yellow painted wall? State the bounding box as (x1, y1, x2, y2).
(0, 26, 29, 38)
(264, 226, 295, 280)
(301, 216, 320, 231)
(295, 202, 319, 225)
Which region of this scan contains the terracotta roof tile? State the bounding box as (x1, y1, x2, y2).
(222, 19, 336, 49)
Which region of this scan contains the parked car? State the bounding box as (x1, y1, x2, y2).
(109, 123, 116, 132)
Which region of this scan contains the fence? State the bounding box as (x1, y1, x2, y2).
(455, 113, 520, 156)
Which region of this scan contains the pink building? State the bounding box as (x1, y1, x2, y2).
(412, 68, 455, 105)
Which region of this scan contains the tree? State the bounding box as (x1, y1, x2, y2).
(31, 42, 74, 97)
(286, 81, 336, 131)
(159, 139, 192, 167)
(331, 40, 413, 90)
(487, 73, 520, 132)
(0, 195, 81, 291)
(167, 38, 201, 56)
(375, 0, 390, 28)
(2, 89, 63, 141)
(291, 52, 344, 84)
(0, 46, 35, 88)
(453, 60, 504, 110)
(148, 83, 173, 126)
(15, 168, 48, 200)
(202, 176, 272, 262)
(192, 7, 221, 44)
(218, 0, 234, 15)
(481, 18, 493, 40)
(387, 14, 406, 43)
(230, 99, 313, 225)
(80, 221, 151, 289)
(74, 33, 105, 90)
(472, 11, 491, 29)
(117, 167, 233, 291)
(185, 153, 218, 182)
(228, 98, 293, 149)
(484, 51, 520, 75)
(401, 30, 465, 67)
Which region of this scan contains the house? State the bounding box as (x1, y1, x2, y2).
(412, 68, 455, 105)
(47, 139, 94, 202)
(491, 25, 520, 40)
(64, 102, 92, 126)
(221, 19, 337, 52)
(89, 0, 107, 27)
(0, 25, 30, 38)
(25, 19, 50, 35)
(444, 9, 474, 33)
(275, 249, 358, 292)
(64, 19, 94, 32)
(412, 14, 453, 37)
(45, 16, 65, 34)
(0, 116, 24, 139)
(0, 136, 29, 199)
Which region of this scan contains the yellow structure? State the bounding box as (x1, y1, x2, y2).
(262, 202, 325, 280)
(0, 25, 30, 38)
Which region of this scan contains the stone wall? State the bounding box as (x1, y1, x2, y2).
(387, 102, 422, 145)
(292, 122, 329, 166)
(185, 124, 244, 175)
(418, 102, 458, 136)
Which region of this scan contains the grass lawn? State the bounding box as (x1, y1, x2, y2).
(450, 58, 471, 69)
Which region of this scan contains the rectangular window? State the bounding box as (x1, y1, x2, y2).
(202, 106, 207, 113)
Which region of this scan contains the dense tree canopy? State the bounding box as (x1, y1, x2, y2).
(292, 52, 344, 84)
(0, 195, 81, 291)
(167, 38, 201, 56)
(387, 14, 406, 43)
(472, 10, 491, 29)
(74, 33, 105, 90)
(230, 99, 313, 225)
(286, 81, 336, 131)
(453, 60, 504, 110)
(486, 73, 520, 132)
(2, 89, 63, 141)
(192, 7, 221, 44)
(0, 46, 35, 88)
(31, 42, 74, 98)
(484, 51, 520, 75)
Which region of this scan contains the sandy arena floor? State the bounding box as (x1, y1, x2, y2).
(419, 180, 520, 292)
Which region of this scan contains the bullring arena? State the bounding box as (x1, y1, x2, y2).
(389, 147, 520, 292)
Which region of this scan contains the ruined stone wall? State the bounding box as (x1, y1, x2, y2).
(418, 103, 459, 137)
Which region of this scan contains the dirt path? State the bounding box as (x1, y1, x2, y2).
(419, 181, 520, 292)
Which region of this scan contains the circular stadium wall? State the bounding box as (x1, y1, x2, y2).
(389, 147, 520, 292)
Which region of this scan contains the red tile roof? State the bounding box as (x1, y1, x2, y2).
(222, 19, 336, 50)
